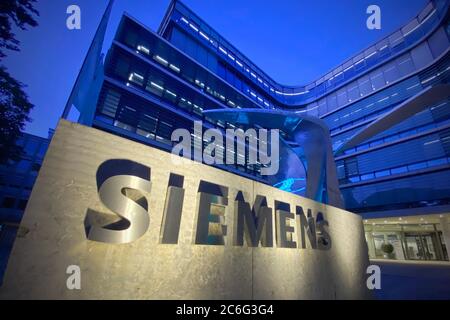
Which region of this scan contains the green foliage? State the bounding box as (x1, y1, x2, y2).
(381, 242, 394, 254)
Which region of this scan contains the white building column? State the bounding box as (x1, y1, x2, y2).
(439, 217, 450, 261)
(365, 232, 376, 259)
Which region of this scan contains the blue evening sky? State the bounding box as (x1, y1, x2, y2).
(3, 0, 427, 137)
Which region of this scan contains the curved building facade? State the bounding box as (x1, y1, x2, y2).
(65, 0, 450, 260)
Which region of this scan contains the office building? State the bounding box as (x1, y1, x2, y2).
(64, 0, 450, 261)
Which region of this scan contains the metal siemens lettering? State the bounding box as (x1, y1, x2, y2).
(85, 159, 331, 249)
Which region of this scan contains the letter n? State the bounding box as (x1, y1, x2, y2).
(296, 206, 317, 249)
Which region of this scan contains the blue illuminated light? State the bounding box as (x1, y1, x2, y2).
(273, 178, 306, 194)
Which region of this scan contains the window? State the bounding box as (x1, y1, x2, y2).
(375, 170, 390, 178)
(391, 166, 407, 174)
(128, 72, 145, 86)
(408, 162, 427, 171)
(427, 158, 447, 167)
(2, 197, 15, 209)
(16, 160, 31, 173)
(31, 163, 41, 172)
(337, 165, 345, 180)
(18, 199, 28, 210)
(361, 173, 375, 181)
(37, 144, 48, 159)
(114, 120, 135, 132)
(370, 72, 385, 91)
(345, 158, 359, 176)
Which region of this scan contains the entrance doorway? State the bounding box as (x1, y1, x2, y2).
(404, 233, 441, 260)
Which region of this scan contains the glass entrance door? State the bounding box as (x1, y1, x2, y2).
(404, 233, 438, 260)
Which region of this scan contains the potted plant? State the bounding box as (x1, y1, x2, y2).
(381, 242, 395, 259)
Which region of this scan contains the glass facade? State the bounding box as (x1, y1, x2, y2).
(67, 0, 450, 260)
(0, 131, 52, 284)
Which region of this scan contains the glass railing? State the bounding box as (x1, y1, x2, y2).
(340, 155, 450, 185)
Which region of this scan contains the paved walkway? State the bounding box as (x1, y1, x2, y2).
(370, 259, 450, 299)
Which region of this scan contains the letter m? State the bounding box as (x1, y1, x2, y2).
(233, 192, 273, 247)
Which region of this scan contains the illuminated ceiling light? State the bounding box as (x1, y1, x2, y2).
(193, 104, 203, 111)
(421, 75, 436, 84)
(180, 17, 189, 24)
(424, 139, 439, 146)
(236, 60, 243, 67)
(137, 45, 150, 55)
(227, 54, 235, 61)
(128, 73, 143, 82)
(277, 90, 310, 96)
(165, 89, 177, 98)
(199, 31, 209, 41)
(150, 82, 164, 91)
(154, 55, 168, 66)
(169, 64, 180, 73)
(219, 46, 227, 55)
(189, 23, 199, 32)
(343, 66, 353, 72)
(420, 9, 436, 25)
(365, 51, 377, 59)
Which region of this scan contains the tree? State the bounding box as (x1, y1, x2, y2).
(0, 65, 34, 162)
(0, 0, 39, 162)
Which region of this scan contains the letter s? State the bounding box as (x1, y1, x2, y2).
(316, 212, 332, 250)
(85, 160, 151, 244)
